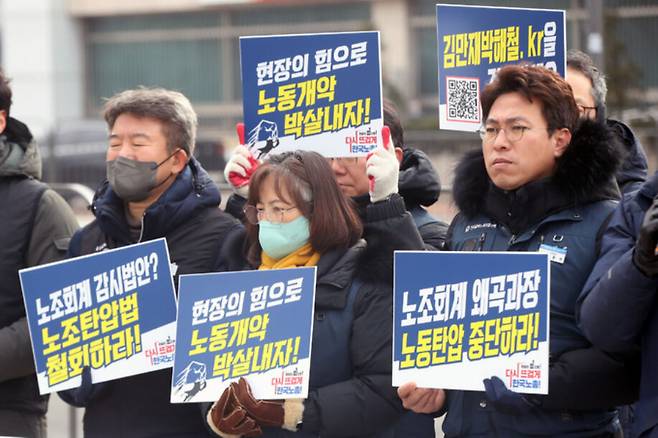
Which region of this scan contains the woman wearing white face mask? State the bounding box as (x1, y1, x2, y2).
(207, 150, 405, 438)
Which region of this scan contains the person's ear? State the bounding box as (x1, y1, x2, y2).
(172, 148, 188, 174)
(552, 128, 571, 158)
(0, 110, 7, 135)
(395, 147, 403, 164)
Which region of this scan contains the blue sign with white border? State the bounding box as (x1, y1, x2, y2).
(171, 267, 316, 403)
(19, 238, 176, 394)
(240, 31, 383, 158)
(393, 251, 550, 394)
(436, 4, 566, 132)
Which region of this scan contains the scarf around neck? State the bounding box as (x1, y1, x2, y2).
(259, 242, 321, 270)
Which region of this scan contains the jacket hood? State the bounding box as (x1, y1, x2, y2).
(607, 118, 649, 193)
(398, 147, 441, 208)
(454, 118, 624, 218)
(0, 117, 41, 179)
(91, 156, 221, 242)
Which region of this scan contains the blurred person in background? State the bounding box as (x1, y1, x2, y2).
(327, 99, 448, 251)
(567, 49, 648, 194)
(0, 68, 79, 438)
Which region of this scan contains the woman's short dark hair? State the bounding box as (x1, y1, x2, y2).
(245, 150, 363, 266)
(480, 65, 579, 134)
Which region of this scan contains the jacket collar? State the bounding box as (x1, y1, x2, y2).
(91, 156, 220, 243)
(454, 118, 623, 224)
(484, 178, 575, 235)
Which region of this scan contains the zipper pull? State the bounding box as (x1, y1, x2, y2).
(137, 213, 146, 243)
(509, 234, 517, 245)
(477, 232, 486, 251)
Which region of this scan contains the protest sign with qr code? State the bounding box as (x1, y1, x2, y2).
(171, 267, 316, 403)
(393, 251, 550, 394)
(436, 4, 566, 132)
(19, 238, 177, 394)
(240, 31, 383, 158)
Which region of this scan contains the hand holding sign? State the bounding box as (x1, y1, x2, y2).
(397, 382, 446, 414)
(224, 123, 260, 199)
(208, 377, 304, 435)
(59, 366, 100, 407)
(207, 383, 262, 437)
(483, 376, 542, 415)
(366, 125, 399, 203)
(232, 377, 304, 430)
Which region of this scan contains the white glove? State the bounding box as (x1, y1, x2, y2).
(366, 125, 399, 203)
(223, 123, 259, 198)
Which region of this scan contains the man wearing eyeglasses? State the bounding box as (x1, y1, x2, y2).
(398, 64, 636, 437)
(567, 49, 648, 194)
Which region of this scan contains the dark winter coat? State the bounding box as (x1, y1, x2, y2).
(0, 117, 78, 418)
(59, 157, 241, 438)
(578, 171, 658, 438)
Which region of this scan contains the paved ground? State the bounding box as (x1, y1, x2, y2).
(45, 396, 83, 438)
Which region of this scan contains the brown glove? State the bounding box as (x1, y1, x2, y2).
(232, 377, 305, 432)
(207, 384, 262, 438)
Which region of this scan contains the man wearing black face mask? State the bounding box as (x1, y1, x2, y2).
(58, 88, 241, 438)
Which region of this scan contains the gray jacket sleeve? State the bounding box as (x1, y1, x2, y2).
(0, 188, 79, 382)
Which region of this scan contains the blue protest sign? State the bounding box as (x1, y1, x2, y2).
(19, 238, 176, 394)
(436, 4, 566, 131)
(240, 31, 383, 158)
(171, 267, 316, 403)
(393, 251, 550, 394)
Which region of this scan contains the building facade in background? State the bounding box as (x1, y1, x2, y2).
(1, 0, 656, 191)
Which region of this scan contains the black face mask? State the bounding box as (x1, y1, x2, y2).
(106, 149, 179, 202)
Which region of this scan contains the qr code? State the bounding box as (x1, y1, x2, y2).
(446, 77, 480, 123)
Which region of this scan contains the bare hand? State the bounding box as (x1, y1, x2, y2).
(397, 382, 446, 414)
